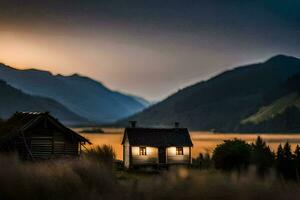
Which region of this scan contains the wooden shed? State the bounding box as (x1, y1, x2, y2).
(122, 122, 193, 169)
(0, 112, 90, 160)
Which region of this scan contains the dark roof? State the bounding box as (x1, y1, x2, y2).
(122, 127, 193, 147)
(0, 112, 90, 144)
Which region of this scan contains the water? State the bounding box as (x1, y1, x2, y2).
(76, 128, 300, 160)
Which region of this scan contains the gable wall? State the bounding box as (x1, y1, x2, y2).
(21, 118, 79, 159)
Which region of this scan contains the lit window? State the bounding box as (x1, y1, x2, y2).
(176, 147, 183, 155)
(139, 147, 147, 155)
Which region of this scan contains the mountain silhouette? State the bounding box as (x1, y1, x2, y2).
(120, 55, 300, 132)
(0, 80, 86, 125)
(0, 64, 149, 123)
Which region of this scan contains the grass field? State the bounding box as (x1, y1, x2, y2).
(1, 154, 300, 200)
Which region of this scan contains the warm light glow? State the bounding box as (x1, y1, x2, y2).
(146, 147, 152, 155)
(0, 25, 279, 101)
(130, 146, 157, 156)
(1, 1, 299, 101)
(178, 168, 189, 179)
(80, 130, 300, 160)
(131, 146, 140, 156)
(167, 147, 189, 156)
(168, 147, 177, 155)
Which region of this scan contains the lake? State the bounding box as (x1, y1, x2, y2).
(76, 128, 300, 160)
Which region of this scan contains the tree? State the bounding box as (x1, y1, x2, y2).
(283, 142, 293, 161)
(277, 144, 284, 162)
(276, 142, 296, 179)
(276, 144, 285, 177)
(294, 145, 300, 161)
(294, 145, 300, 180)
(251, 136, 275, 176)
(212, 139, 252, 171)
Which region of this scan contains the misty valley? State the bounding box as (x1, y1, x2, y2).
(1, 1, 300, 199)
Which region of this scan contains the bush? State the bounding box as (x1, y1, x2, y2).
(212, 139, 252, 171)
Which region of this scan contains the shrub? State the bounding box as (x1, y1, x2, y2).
(212, 139, 252, 171)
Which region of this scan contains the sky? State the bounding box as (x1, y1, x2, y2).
(0, 0, 299, 101)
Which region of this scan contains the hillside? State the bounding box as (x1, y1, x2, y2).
(238, 74, 300, 132)
(0, 64, 149, 123)
(241, 93, 300, 125)
(128, 95, 152, 107)
(120, 55, 300, 132)
(238, 101, 300, 133)
(0, 80, 86, 125)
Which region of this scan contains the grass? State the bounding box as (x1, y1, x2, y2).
(1, 153, 300, 200)
(83, 144, 116, 167)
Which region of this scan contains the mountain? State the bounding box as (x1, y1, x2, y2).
(241, 93, 300, 125)
(0, 80, 86, 125)
(128, 95, 152, 107)
(238, 74, 300, 132)
(119, 55, 300, 132)
(0, 64, 148, 123)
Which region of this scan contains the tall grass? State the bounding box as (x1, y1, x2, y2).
(83, 145, 116, 167)
(0, 153, 121, 200)
(0, 153, 300, 200)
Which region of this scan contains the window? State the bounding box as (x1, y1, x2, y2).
(176, 147, 183, 155)
(139, 147, 147, 155)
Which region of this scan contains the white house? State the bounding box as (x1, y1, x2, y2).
(121, 121, 193, 169)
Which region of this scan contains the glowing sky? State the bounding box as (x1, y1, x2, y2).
(0, 1, 299, 101)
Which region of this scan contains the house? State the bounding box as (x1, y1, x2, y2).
(122, 121, 193, 169)
(0, 112, 90, 160)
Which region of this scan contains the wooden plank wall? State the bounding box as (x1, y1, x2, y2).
(20, 132, 79, 159)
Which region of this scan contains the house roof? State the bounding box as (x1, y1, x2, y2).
(122, 127, 193, 147)
(0, 112, 91, 144)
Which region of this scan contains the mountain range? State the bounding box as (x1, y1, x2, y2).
(0, 63, 150, 124)
(120, 55, 300, 133)
(2, 55, 300, 132)
(0, 80, 85, 125)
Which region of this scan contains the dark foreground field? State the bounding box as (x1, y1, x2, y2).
(1, 154, 300, 200)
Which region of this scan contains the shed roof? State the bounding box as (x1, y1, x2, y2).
(0, 112, 90, 144)
(122, 127, 193, 147)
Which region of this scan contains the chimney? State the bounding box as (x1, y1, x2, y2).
(174, 122, 180, 128)
(129, 121, 137, 128)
